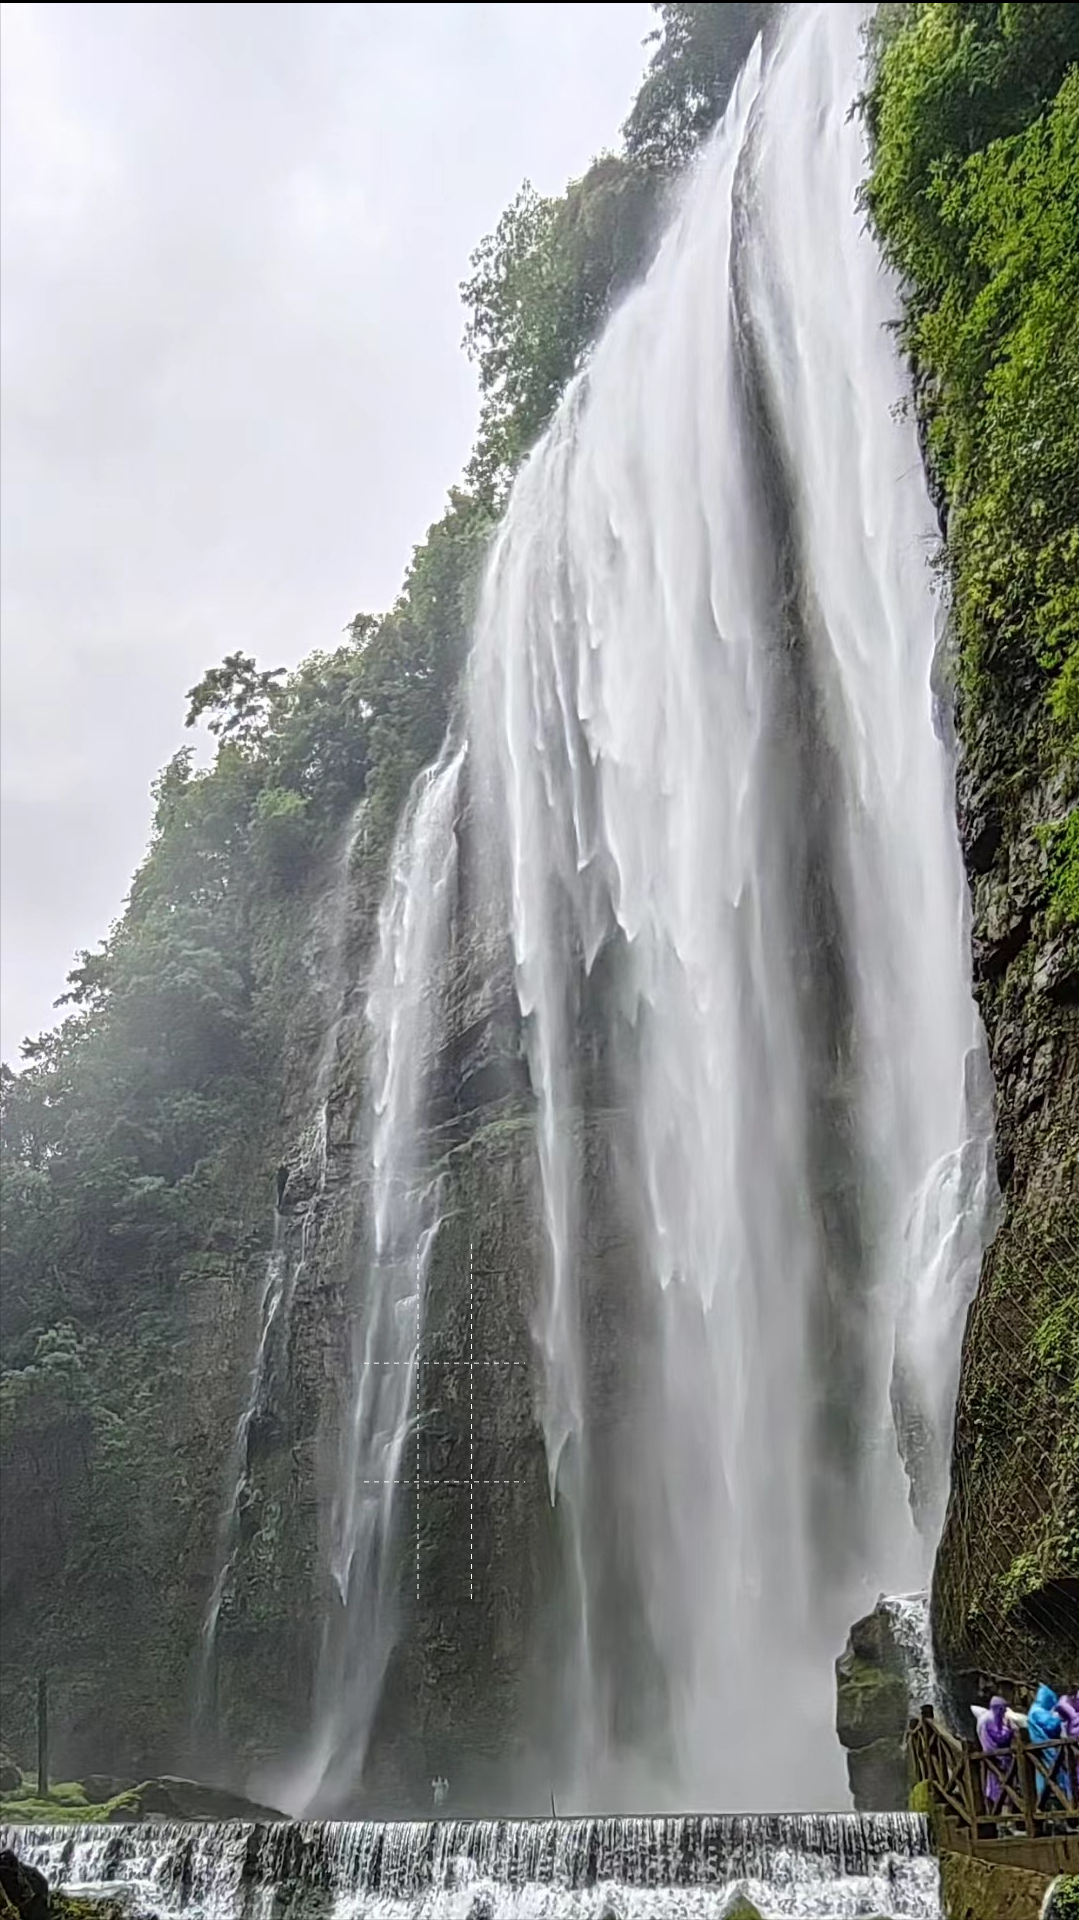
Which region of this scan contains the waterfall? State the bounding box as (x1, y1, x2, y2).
(882, 1593, 940, 1719)
(298, 738, 466, 1813)
(307, 0, 993, 1817)
(3, 1812, 939, 1918)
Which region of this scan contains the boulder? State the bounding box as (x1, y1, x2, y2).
(104, 1801, 141, 1824)
(846, 1734, 908, 1813)
(717, 1886, 764, 1919)
(127, 1775, 285, 1823)
(835, 1600, 912, 1811)
(0, 1850, 49, 1920)
(835, 1649, 908, 1750)
(79, 1774, 132, 1804)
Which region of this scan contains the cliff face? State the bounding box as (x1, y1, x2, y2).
(932, 692, 1079, 1708)
(860, 2, 1079, 1719)
(191, 795, 555, 1809)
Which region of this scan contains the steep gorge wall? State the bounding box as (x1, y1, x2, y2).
(860, 2, 1079, 1718)
(932, 691, 1079, 1705)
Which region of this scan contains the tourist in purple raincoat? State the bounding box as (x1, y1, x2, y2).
(977, 1696, 1014, 1808)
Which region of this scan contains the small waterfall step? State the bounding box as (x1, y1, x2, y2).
(3, 1811, 939, 1917)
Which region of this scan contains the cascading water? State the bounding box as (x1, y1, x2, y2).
(306, 0, 993, 1818)
(298, 739, 466, 1813)
(882, 1593, 940, 1719)
(4, 1812, 939, 1918)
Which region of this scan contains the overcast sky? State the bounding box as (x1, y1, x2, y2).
(0, 0, 652, 1063)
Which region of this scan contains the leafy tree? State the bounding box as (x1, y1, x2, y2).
(462, 163, 657, 499)
(623, 3, 774, 171)
(185, 652, 286, 747)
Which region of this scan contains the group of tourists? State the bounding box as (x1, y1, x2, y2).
(976, 1684, 1079, 1813)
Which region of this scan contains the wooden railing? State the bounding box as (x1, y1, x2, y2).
(908, 1705, 1079, 1872)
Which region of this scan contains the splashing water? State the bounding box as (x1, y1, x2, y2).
(4, 1812, 940, 1919)
(308, 0, 993, 1815)
(882, 1593, 940, 1719)
(298, 740, 466, 1813)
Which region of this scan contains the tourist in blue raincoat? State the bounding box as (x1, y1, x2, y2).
(1027, 1684, 1063, 1806)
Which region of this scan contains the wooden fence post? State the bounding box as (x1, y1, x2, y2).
(36, 1669, 49, 1798)
(962, 1743, 980, 1830)
(1017, 1736, 1037, 1839)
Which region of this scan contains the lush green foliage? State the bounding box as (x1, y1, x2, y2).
(864, 3, 1079, 921)
(623, 3, 771, 170)
(461, 164, 657, 501)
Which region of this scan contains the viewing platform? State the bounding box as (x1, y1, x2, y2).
(908, 1704, 1079, 1876)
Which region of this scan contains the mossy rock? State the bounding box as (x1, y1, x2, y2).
(835, 1649, 909, 1749)
(0, 1785, 141, 1827)
(77, 1776, 132, 1805)
(51, 1900, 129, 1920)
(939, 1850, 1053, 1920)
(44, 1782, 88, 1808)
(848, 1606, 907, 1677)
(718, 1890, 764, 1919)
(846, 1732, 907, 1810)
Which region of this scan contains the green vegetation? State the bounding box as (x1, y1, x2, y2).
(863, 2, 1079, 922)
(1049, 1879, 1079, 1920)
(0, 3, 770, 1775)
(866, 3, 1079, 1703)
(908, 1777, 931, 1815)
(0, 1780, 140, 1826)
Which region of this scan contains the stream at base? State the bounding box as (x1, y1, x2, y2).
(4, 1813, 938, 1918)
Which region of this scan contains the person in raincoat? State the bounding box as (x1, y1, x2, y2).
(1027, 1683, 1063, 1807)
(976, 1697, 1015, 1809)
(1056, 1691, 1079, 1806)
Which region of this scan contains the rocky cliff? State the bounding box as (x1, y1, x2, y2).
(932, 690, 1079, 1709)
(861, 2, 1079, 1721)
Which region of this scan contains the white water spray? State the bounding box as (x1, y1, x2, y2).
(311, 1, 993, 1814)
(300, 739, 466, 1811)
(465, 3, 993, 1807)
(5, 1812, 940, 1920)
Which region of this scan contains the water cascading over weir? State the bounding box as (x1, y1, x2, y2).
(217, 0, 997, 1825)
(5, 1813, 941, 1919)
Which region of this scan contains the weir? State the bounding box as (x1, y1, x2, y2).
(3, 1811, 939, 1917)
